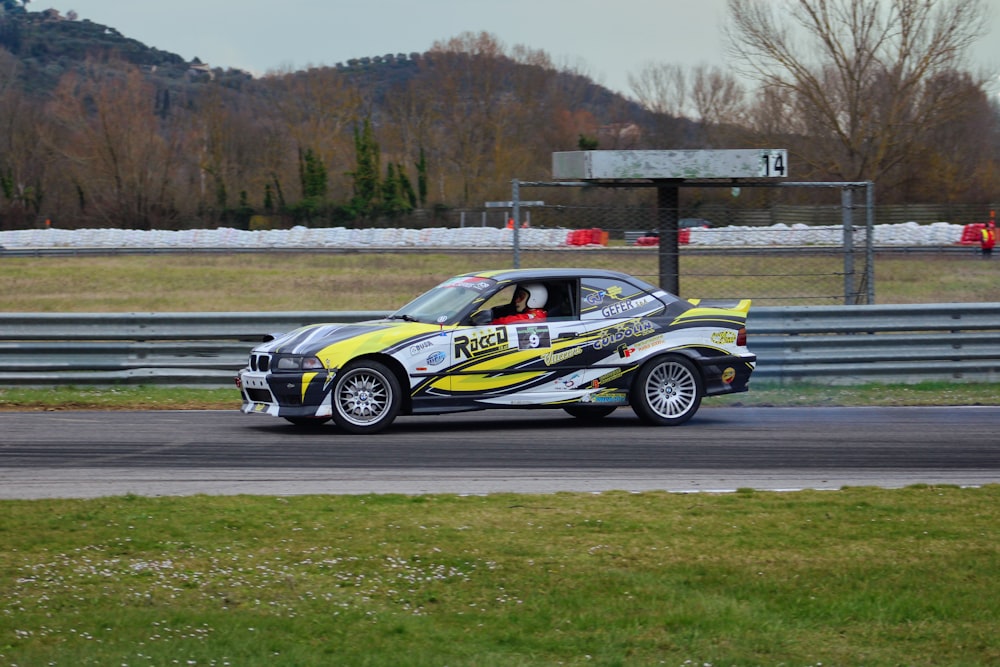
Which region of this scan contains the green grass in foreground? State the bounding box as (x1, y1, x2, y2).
(1, 487, 997, 666)
(2, 380, 999, 411)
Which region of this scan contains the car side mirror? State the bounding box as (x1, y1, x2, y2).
(470, 309, 493, 326)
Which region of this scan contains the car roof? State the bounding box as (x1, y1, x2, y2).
(459, 268, 647, 283)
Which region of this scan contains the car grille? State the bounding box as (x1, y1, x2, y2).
(246, 388, 272, 402)
(249, 353, 270, 372)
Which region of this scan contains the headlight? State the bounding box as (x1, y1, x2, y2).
(274, 355, 324, 371)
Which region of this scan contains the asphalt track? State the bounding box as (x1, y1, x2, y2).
(2, 406, 998, 499)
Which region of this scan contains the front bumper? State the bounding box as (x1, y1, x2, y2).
(236, 368, 334, 418)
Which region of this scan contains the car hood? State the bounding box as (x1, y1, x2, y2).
(253, 319, 446, 362)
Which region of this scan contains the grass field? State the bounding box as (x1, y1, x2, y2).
(2, 487, 998, 666)
(0, 249, 997, 312)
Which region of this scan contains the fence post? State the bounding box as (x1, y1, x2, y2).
(512, 179, 521, 269)
(866, 182, 876, 304)
(656, 182, 680, 295)
(842, 187, 854, 305)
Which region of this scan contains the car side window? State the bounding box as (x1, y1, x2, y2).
(542, 281, 576, 320)
(481, 284, 517, 312)
(470, 282, 579, 324)
(579, 277, 654, 320)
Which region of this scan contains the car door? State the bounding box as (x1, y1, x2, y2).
(445, 280, 586, 403)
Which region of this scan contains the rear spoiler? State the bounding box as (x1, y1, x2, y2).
(686, 298, 751, 315)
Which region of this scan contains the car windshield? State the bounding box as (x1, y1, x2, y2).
(389, 275, 499, 325)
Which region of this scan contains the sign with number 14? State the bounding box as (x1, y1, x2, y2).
(760, 150, 788, 177)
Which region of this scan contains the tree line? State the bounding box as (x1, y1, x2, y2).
(0, 0, 997, 232)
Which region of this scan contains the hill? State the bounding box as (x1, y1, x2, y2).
(0, 3, 188, 90)
(0, 2, 652, 127)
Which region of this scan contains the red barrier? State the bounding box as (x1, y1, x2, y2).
(565, 228, 608, 246)
(959, 223, 985, 245)
(634, 230, 691, 246)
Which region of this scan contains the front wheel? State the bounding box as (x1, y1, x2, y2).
(631, 355, 703, 426)
(331, 360, 401, 434)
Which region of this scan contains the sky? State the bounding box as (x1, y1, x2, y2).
(30, 0, 1000, 98)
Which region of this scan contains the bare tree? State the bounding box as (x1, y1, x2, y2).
(894, 71, 1000, 202)
(0, 50, 48, 228)
(257, 68, 362, 208)
(626, 62, 695, 146)
(425, 32, 547, 204)
(44, 60, 187, 229)
(628, 62, 688, 117)
(690, 64, 748, 145)
(725, 0, 989, 186)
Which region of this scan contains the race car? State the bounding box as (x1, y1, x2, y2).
(235, 268, 755, 434)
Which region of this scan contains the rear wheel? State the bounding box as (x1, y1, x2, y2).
(563, 405, 617, 421)
(331, 360, 401, 434)
(631, 355, 703, 426)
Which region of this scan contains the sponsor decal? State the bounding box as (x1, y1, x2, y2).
(556, 372, 582, 389)
(712, 330, 738, 345)
(597, 368, 624, 385)
(616, 334, 666, 358)
(601, 296, 651, 317)
(446, 277, 495, 292)
(453, 327, 510, 360)
(434, 276, 497, 296)
(722, 367, 736, 383)
(427, 351, 447, 366)
(409, 339, 435, 356)
(542, 346, 582, 366)
(585, 285, 623, 306)
(517, 325, 551, 349)
(593, 319, 655, 351)
(592, 391, 628, 404)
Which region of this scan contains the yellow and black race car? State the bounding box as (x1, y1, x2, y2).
(236, 268, 755, 434)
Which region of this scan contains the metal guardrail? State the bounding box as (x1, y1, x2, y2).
(0, 312, 384, 387)
(1, 304, 998, 387)
(748, 303, 1000, 384)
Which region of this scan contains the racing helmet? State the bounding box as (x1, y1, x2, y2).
(520, 283, 548, 309)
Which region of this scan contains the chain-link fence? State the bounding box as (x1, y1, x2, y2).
(417, 192, 1000, 306)
(457, 180, 874, 305)
(15, 176, 997, 305)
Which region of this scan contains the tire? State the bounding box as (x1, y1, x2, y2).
(631, 355, 703, 426)
(330, 360, 401, 434)
(563, 405, 617, 421)
(284, 417, 331, 428)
